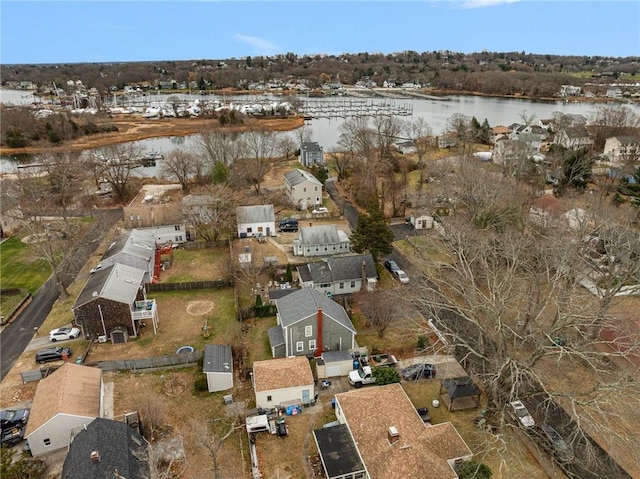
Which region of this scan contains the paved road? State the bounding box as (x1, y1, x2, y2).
(0, 209, 121, 381)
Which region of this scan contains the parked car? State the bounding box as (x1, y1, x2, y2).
(89, 263, 103, 274)
(532, 423, 574, 463)
(35, 346, 72, 364)
(384, 260, 400, 273)
(1, 426, 25, 447)
(279, 218, 299, 232)
(401, 363, 436, 380)
(508, 400, 535, 428)
(0, 409, 29, 432)
(49, 326, 81, 341)
(394, 270, 410, 284)
(312, 206, 328, 214)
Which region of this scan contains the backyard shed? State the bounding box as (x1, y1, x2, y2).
(440, 376, 481, 411)
(203, 344, 233, 393)
(316, 350, 355, 379)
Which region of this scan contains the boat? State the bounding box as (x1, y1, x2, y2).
(138, 150, 164, 167)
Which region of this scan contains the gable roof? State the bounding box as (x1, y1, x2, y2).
(101, 229, 155, 262)
(62, 418, 148, 479)
(297, 254, 377, 284)
(298, 225, 348, 246)
(284, 169, 322, 187)
(253, 356, 314, 392)
(301, 141, 322, 153)
(25, 363, 102, 437)
(203, 344, 233, 374)
(73, 263, 146, 310)
(275, 287, 355, 332)
(236, 204, 275, 224)
(335, 383, 472, 479)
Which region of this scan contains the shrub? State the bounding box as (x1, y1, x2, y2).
(194, 375, 208, 393)
(455, 461, 492, 479)
(416, 335, 427, 350)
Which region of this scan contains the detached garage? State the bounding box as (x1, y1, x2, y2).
(203, 345, 233, 393)
(316, 350, 355, 379)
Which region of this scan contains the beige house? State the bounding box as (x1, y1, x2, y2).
(25, 364, 103, 457)
(283, 169, 323, 210)
(329, 383, 473, 479)
(603, 136, 640, 164)
(252, 356, 315, 409)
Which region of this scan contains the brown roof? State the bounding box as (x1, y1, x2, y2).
(335, 383, 472, 479)
(253, 357, 314, 392)
(25, 363, 102, 436)
(492, 125, 512, 134)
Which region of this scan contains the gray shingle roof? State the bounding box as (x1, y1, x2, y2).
(299, 225, 345, 246)
(298, 254, 377, 283)
(236, 204, 275, 224)
(276, 287, 355, 332)
(73, 264, 145, 310)
(301, 141, 322, 153)
(284, 169, 322, 187)
(268, 325, 285, 348)
(101, 229, 155, 262)
(203, 344, 233, 374)
(62, 418, 148, 479)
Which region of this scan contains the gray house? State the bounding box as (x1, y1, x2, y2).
(293, 225, 351, 257)
(300, 142, 325, 167)
(297, 253, 378, 295)
(268, 287, 356, 358)
(283, 169, 323, 210)
(236, 204, 275, 238)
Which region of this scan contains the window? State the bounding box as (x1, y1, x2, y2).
(314, 186, 318, 191)
(351, 281, 356, 288)
(174, 225, 181, 231)
(296, 341, 304, 352)
(305, 325, 313, 337)
(267, 395, 272, 402)
(303, 187, 307, 192)
(247, 227, 252, 233)
(44, 438, 51, 447)
(258, 226, 264, 233)
(339, 282, 344, 289)
(175, 235, 182, 242)
(309, 340, 316, 350)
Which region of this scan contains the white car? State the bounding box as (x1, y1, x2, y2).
(89, 263, 103, 274)
(394, 270, 410, 284)
(508, 400, 535, 428)
(312, 206, 328, 214)
(49, 326, 81, 342)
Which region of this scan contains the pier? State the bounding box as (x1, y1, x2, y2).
(298, 99, 413, 119)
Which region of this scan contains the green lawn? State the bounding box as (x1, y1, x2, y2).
(0, 236, 51, 293)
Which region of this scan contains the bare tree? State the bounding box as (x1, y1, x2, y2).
(183, 184, 237, 242)
(243, 127, 278, 195)
(446, 113, 475, 159)
(160, 150, 196, 191)
(188, 418, 239, 479)
(196, 130, 245, 170)
(295, 124, 313, 146)
(90, 143, 143, 202)
(407, 117, 434, 187)
(589, 104, 640, 150)
(357, 289, 397, 338)
(136, 394, 167, 442)
(277, 134, 298, 161)
(326, 147, 353, 182)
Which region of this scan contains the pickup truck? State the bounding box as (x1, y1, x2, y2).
(348, 366, 377, 388)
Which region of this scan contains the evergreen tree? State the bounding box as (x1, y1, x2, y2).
(350, 206, 394, 261)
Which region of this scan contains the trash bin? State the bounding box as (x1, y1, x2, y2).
(331, 399, 336, 409)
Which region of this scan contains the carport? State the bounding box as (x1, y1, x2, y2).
(440, 376, 481, 411)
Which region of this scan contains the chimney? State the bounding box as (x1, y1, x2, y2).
(388, 426, 400, 445)
(90, 450, 101, 462)
(314, 308, 323, 358)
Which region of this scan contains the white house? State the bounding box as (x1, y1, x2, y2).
(236, 204, 276, 238)
(283, 169, 323, 210)
(203, 344, 233, 393)
(252, 356, 315, 409)
(97, 229, 156, 283)
(25, 364, 103, 457)
(293, 225, 351, 257)
(603, 136, 640, 165)
(410, 213, 435, 230)
(132, 225, 188, 245)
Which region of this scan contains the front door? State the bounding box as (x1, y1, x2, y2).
(266, 226, 271, 237)
(302, 389, 310, 405)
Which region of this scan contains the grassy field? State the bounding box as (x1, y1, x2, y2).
(0, 236, 51, 292)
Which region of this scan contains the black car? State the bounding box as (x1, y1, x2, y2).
(401, 363, 437, 380)
(384, 260, 400, 273)
(532, 424, 574, 463)
(1, 426, 25, 447)
(35, 346, 72, 364)
(0, 409, 29, 432)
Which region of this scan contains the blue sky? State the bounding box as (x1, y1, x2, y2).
(1, 1, 638, 64)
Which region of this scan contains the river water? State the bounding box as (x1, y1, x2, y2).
(2, 89, 639, 177)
